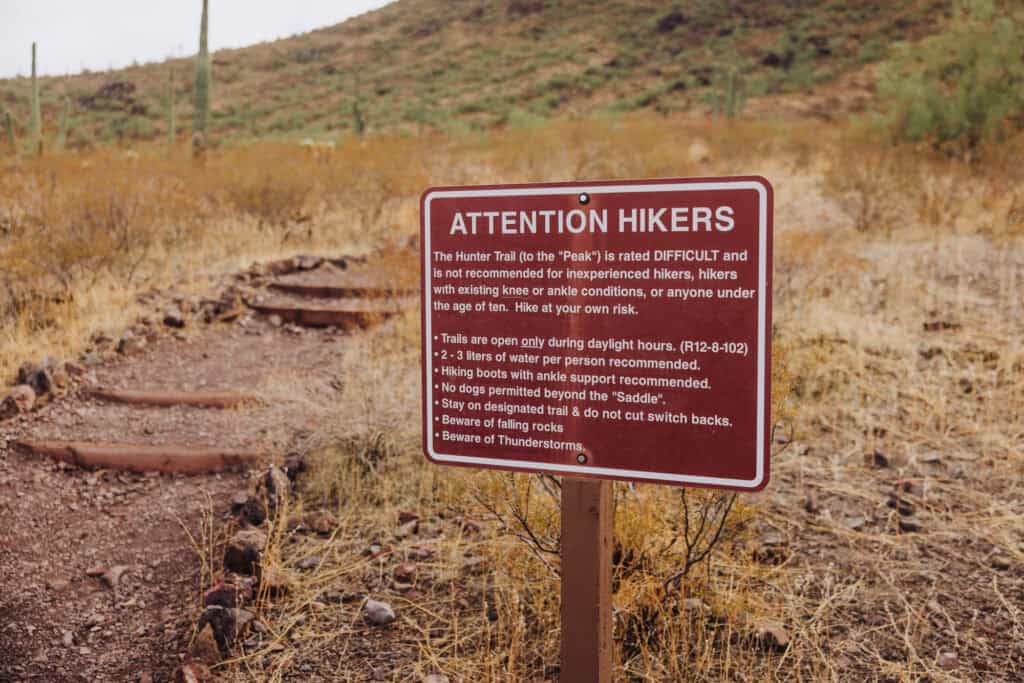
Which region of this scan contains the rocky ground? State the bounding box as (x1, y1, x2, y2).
(0, 256, 402, 682)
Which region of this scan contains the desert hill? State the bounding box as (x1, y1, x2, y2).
(0, 0, 950, 145)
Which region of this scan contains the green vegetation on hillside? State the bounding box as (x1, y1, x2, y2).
(0, 0, 953, 147)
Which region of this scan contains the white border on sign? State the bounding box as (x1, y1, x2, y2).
(423, 180, 769, 489)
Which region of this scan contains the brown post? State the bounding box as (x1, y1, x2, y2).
(560, 477, 614, 683)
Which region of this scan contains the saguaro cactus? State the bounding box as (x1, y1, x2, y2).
(3, 108, 16, 155)
(193, 0, 210, 157)
(29, 42, 41, 153)
(54, 97, 70, 152)
(167, 67, 176, 147)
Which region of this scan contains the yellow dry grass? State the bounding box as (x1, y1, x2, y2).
(3, 112, 1023, 680)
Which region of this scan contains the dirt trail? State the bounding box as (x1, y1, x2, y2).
(0, 258, 399, 682)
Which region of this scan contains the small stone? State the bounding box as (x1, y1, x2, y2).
(258, 466, 290, 511)
(190, 623, 221, 665)
(687, 139, 711, 164)
(101, 564, 131, 590)
(394, 563, 417, 583)
(173, 662, 213, 683)
(398, 511, 420, 524)
(118, 332, 146, 355)
(85, 564, 106, 578)
(753, 619, 789, 652)
(396, 519, 419, 538)
(898, 480, 925, 498)
(163, 307, 185, 328)
(802, 490, 819, 514)
(363, 598, 396, 626)
(268, 314, 283, 328)
(919, 452, 942, 465)
(62, 630, 74, 647)
(224, 528, 266, 575)
(898, 518, 922, 533)
(937, 650, 958, 670)
(138, 673, 154, 683)
(866, 449, 889, 468)
(886, 493, 914, 516)
(990, 555, 1011, 570)
(843, 516, 867, 530)
(0, 385, 36, 419)
(47, 578, 70, 592)
(423, 675, 450, 683)
(297, 555, 322, 571)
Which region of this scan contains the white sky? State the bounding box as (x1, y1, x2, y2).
(0, 1, 395, 78)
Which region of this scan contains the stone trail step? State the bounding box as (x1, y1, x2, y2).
(13, 440, 263, 474)
(268, 279, 417, 299)
(89, 388, 260, 409)
(247, 298, 406, 329)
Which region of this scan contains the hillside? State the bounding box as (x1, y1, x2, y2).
(0, 0, 951, 146)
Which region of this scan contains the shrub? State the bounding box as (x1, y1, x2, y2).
(877, 0, 1024, 157)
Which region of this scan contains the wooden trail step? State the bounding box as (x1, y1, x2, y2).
(247, 298, 406, 329)
(89, 388, 260, 409)
(13, 440, 263, 474)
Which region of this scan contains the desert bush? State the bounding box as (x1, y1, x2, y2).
(822, 138, 908, 233)
(877, 0, 1024, 157)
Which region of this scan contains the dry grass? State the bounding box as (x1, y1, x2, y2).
(4, 112, 1024, 679)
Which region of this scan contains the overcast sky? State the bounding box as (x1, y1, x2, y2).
(0, 1, 395, 78)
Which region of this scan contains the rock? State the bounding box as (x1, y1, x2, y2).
(753, 619, 789, 652)
(282, 452, 306, 480)
(918, 452, 942, 465)
(898, 518, 923, 533)
(224, 528, 266, 575)
(0, 385, 35, 420)
(231, 492, 266, 526)
(117, 331, 146, 355)
(195, 605, 255, 657)
(85, 564, 106, 578)
(423, 675, 451, 683)
(886, 493, 914, 516)
(398, 511, 420, 524)
(393, 563, 417, 583)
(898, 480, 925, 498)
(46, 578, 70, 592)
(297, 555, 322, 571)
(258, 466, 290, 511)
(62, 630, 74, 647)
(802, 490, 819, 514)
(268, 314, 283, 328)
(64, 361, 87, 377)
(173, 662, 213, 683)
(363, 598, 396, 626)
(990, 555, 1011, 570)
(203, 579, 253, 608)
(408, 546, 434, 561)
(937, 650, 958, 670)
(866, 449, 889, 468)
(687, 140, 711, 164)
(396, 519, 419, 538)
(843, 516, 867, 530)
(305, 509, 337, 535)
(101, 564, 132, 590)
(189, 623, 221, 665)
(138, 673, 154, 683)
(163, 307, 185, 328)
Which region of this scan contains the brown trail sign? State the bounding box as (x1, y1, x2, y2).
(420, 177, 773, 680)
